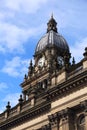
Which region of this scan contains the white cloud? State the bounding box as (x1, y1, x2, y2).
(0, 93, 21, 113)
(0, 21, 41, 53)
(0, 82, 8, 92)
(0, 0, 87, 55)
(0, 22, 24, 53)
(44, 0, 87, 33)
(0, 46, 6, 53)
(0, 0, 87, 114)
(1, 0, 48, 14)
(2, 56, 30, 77)
(0, 107, 6, 113)
(3, 93, 21, 108)
(0, 110, 3, 114)
(0, 12, 5, 20)
(0, 0, 48, 54)
(70, 37, 87, 62)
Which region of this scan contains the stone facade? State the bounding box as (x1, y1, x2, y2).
(0, 16, 87, 130)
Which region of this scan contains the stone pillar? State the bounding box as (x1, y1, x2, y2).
(47, 49, 53, 69)
(28, 89, 36, 107)
(59, 108, 74, 130)
(64, 52, 71, 69)
(48, 113, 60, 130)
(58, 68, 67, 83)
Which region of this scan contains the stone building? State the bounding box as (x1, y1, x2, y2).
(0, 16, 87, 130)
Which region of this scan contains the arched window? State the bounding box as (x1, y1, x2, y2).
(42, 79, 47, 89)
(78, 115, 85, 130)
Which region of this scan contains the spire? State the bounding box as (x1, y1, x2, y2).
(47, 15, 57, 33)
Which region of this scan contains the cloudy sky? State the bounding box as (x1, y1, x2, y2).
(0, 0, 87, 113)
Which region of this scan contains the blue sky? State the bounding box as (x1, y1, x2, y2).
(0, 0, 87, 113)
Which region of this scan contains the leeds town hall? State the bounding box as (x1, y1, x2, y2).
(0, 16, 87, 130)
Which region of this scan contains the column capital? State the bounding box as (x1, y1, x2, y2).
(48, 112, 60, 125)
(59, 107, 73, 120)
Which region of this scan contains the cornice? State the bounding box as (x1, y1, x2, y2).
(0, 102, 51, 130)
(0, 69, 87, 129)
(21, 69, 50, 88)
(44, 70, 87, 101)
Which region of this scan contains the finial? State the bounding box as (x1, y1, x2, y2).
(18, 94, 23, 104)
(72, 57, 75, 65)
(83, 47, 87, 58)
(28, 59, 33, 75)
(51, 13, 53, 19)
(24, 74, 27, 80)
(30, 60, 32, 66)
(6, 101, 11, 110)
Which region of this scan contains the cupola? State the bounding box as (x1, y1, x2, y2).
(35, 15, 70, 55)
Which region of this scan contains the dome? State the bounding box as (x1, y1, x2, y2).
(35, 15, 70, 54)
(35, 30, 69, 53)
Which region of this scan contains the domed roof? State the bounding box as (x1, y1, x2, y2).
(35, 30, 69, 53)
(35, 15, 69, 54)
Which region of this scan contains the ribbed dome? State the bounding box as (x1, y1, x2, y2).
(35, 30, 69, 53)
(35, 15, 69, 54)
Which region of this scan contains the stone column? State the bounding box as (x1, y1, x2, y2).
(59, 108, 75, 130)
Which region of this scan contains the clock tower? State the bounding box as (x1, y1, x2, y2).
(0, 15, 87, 130)
(21, 15, 71, 101)
(34, 15, 71, 71)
